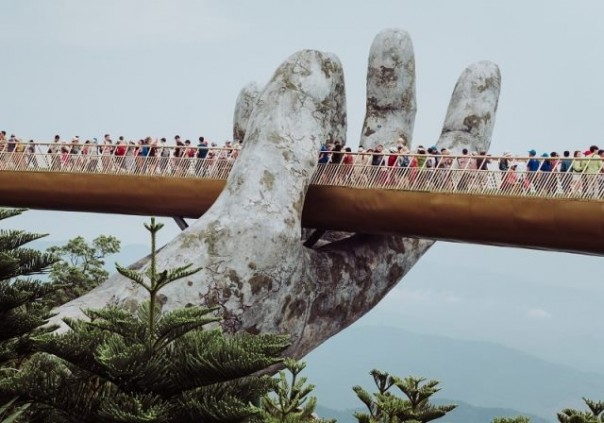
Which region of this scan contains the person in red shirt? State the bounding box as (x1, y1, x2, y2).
(114, 138, 127, 171)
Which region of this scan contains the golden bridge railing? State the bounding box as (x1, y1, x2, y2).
(1, 142, 603, 201)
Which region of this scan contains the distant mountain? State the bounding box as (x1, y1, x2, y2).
(315, 401, 550, 423)
(436, 400, 550, 423)
(304, 326, 604, 419)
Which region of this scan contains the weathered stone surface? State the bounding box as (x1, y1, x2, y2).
(439, 61, 501, 152)
(54, 30, 501, 359)
(233, 82, 261, 143)
(361, 29, 416, 148)
(344, 34, 501, 342)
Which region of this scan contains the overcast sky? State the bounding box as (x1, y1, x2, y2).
(2, 0, 604, 371)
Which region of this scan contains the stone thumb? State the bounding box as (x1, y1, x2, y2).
(194, 50, 346, 247)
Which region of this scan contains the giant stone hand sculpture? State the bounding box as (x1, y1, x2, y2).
(55, 29, 500, 358)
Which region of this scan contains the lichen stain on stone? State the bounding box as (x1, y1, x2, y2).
(204, 290, 219, 308)
(391, 54, 403, 70)
(281, 294, 292, 314)
(292, 190, 305, 216)
(307, 292, 345, 324)
(261, 170, 275, 190)
(463, 113, 491, 133)
(267, 132, 284, 145)
(353, 255, 374, 291)
(228, 174, 245, 194)
(123, 298, 139, 313)
(316, 98, 333, 116)
(284, 216, 297, 229)
(388, 236, 407, 254)
(364, 125, 376, 137)
(477, 76, 499, 93)
(180, 221, 223, 256)
(401, 87, 416, 113)
(307, 292, 328, 324)
(157, 293, 168, 306)
(351, 293, 366, 315)
(365, 95, 387, 117)
(201, 221, 224, 256)
(179, 232, 199, 249)
(249, 273, 273, 296)
(282, 149, 292, 161)
(246, 127, 260, 146)
(387, 263, 404, 286)
(379, 66, 397, 85)
(286, 298, 306, 320)
(321, 58, 336, 78)
(328, 254, 347, 282)
(246, 325, 261, 335)
(228, 269, 242, 289)
(221, 308, 242, 333)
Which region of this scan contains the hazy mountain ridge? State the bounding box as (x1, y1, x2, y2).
(304, 326, 604, 418)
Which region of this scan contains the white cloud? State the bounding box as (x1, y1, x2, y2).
(526, 308, 553, 320)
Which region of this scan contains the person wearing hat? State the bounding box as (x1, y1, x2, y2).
(500, 162, 519, 193)
(6, 134, 16, 154)
(524, 149, 540, 192)
(499, 152, 511, 171)
(538, 153, 557, 194)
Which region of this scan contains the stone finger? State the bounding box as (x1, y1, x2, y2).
(360, 28, 416, 149)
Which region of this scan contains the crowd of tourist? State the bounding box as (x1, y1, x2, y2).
(1, 131, 604, 196)
(316, 138, 604, 195)
(0, 132, 241, 174)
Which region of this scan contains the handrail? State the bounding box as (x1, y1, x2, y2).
(1, 142, 603, 201)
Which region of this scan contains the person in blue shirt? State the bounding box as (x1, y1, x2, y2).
(559, 150, 572, 193)
(197, 136, 209, 159)
(539, 153, 556, 194)
(318, 144, 330, 164)
(526, 149, 540, 172)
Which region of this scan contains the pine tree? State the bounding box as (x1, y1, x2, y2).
(353, 370, 456, 423)
(0, 208, 57, 368)
(261, 358, 335, 423)
(0, 208, 58, 422)
(46, 235, 121, 305)
(3, 218, 290, 423)
(557, 398, 604, 423)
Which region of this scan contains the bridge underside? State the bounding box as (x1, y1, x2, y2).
(1, 171, 603, 256)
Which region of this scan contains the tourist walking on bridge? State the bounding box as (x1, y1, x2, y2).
(584, 145, 601, 196)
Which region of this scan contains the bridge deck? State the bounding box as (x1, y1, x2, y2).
(1, 169, 602, 256)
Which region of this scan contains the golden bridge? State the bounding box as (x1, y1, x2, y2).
(1, 143, 603, 256)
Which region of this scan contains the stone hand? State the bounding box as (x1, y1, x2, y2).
(55, 29, 500, 358)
